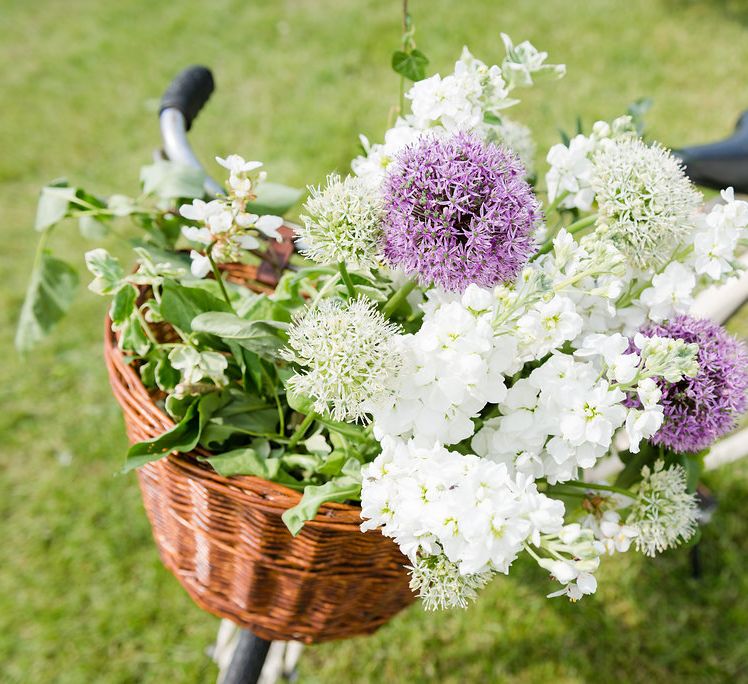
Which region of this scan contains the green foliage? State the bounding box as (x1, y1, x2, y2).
(15, 250, 79, 352)
(392, 48, 429, 82)
(124, 391, 229, 471)
(159, 279, 230, 332)
(282, 476, 363, 535)
(246, 182, 302, 215)
(139, 159, 206, 199)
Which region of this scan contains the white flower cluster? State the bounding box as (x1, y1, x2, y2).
(284, 298, 402, 422)
(368, 285, 521, 445)
(179, 155, 283, 278)
(626, 460, 699, 557)
(361, 437, 566, 573)
(297, 173, 384, 269)
(352, 34, 563, 185)
(278, 38, 743, 610)
(592, 139, 702, 269)
(546, 116, 637, 211)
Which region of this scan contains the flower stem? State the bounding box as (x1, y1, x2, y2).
(561, 479, 633, 497)
(287, 412, 317, 449)
(383, 277, 418, 318)
(545, 190, 570, 215)
(338, 261, 357, 299)
(534, 214, 598, 258)
(208, 252, 236, 313)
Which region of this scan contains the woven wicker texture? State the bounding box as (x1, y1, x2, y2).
(103, 253, 415, 643)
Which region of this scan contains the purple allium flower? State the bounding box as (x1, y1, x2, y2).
(635, 315, 748, 453)
(382, 133, 541, 292)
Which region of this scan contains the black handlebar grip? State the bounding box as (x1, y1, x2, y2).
(159, 65, 215, 131)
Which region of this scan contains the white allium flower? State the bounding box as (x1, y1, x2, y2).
(408, 555, 493, 611)
(627, 460, 699, 557)
(297, 173, 384, 269)
(168, 345, 228, 387)
(591, 138, 702, 269)
(284, 297, 401, 422)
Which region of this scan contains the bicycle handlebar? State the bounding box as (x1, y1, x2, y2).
(159, 66, 224, 196)
(160, 65, 215, 131)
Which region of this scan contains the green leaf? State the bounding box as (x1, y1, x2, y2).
(79, 214, 110, 240)
(191, 312, 286, 359)
(140, 160, 205, 199)
(16, 251, 79, 352)
(110, 284, 137, 327)
(155, 355, 180, 392)
(85, 248, 125, 295)
(124, 391, 228, 471)
(159, 279, 230, 333)
(35, 181, 77, 231)
(246, 182, 302, 216)
(118, 312, 151, 355)
(285, 391, 365, 440)
(204, 448, 303, 490)
(391, 48, 429, 82)
(281, 477, 362, 536)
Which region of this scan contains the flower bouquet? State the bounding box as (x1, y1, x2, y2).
(19, 13, 748, 633)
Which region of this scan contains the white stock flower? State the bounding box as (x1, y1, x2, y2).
(640, 261, 695, 322)
(691, 188, 748, 281)
(360, 438, 565, 583)
(297, 173, 384, 269)
(546, 135, 596, 211)
(370, 286, 518, 445)
(626, 460, 699, 557)
(517, 295, 583, 360)
(500, 33, 565, 89)
(351, 123, 425, 185)
(406, 70, 483, 131)
(592, 138, 701, 269)
(625, 377, 664, 453)
(284, 297, 401, 422)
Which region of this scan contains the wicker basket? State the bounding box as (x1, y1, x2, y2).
(103, 250, 415, 643)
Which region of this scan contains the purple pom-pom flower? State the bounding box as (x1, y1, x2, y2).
(382, 133, 541, 292)
(635, 315, 748, 453)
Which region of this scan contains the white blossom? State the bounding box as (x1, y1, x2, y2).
(592, 139, 702, 269)
(640, 261, 695, 322)
(627, 460, 699, 557)
(284, 297, 401, 422)
(297, 173, 384, 269)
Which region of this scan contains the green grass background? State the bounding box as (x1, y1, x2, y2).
(3, 0, 748, 681)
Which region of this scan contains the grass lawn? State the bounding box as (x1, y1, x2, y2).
(3, 0, 748, 681)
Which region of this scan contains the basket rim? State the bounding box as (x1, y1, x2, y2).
(104, 314, 367, 525)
